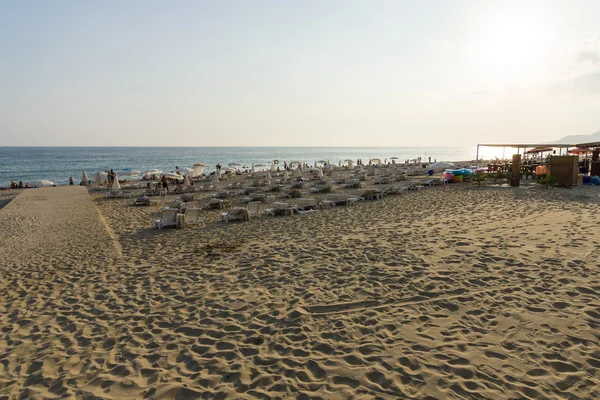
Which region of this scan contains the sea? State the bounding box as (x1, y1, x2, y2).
(0, 146, 482, 187)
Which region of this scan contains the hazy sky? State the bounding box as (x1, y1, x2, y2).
(1, 0, 599, 146)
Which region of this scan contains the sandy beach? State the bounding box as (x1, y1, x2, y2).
(1, 181, 599, 399)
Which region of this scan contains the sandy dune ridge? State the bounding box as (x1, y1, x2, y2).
(0, 185, 599, 399)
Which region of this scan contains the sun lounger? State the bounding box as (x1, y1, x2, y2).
(133, 196, 151, 206)
(179, 193, 194, 202)
(342, 179, 362, 188)
(180, 207, 201, 227)
(221, 207, 249, 223)
(247, 201, 263, 218)
(206, 199, 231, 209)
(265, 202, 297, 216)
(174, 185, 188, 194)
(212, 191, 230, 199)
(324, 193, 356, 206)
(295, 198, 318, 211)
(155, 209, 178, 229)
(311, 184, 332, 193)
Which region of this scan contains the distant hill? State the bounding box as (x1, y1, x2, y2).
(554, 130, 600, 144)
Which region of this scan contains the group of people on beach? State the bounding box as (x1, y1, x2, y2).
(9, 181, 24, 189)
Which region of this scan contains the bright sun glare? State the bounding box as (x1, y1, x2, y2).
(468, 10, 553, 88)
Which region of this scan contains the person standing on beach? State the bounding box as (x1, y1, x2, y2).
(69, 176, 74, 185)
(161, 175, 169, 192)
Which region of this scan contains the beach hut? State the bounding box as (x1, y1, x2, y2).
(111, 175, 121, 190)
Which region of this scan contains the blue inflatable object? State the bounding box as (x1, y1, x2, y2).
(447, 169, 475, 176)
(583, 175, 591, 185)
(592, 176, 600, 185)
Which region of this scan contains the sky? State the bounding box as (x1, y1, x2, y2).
(0, 0, 599, 146)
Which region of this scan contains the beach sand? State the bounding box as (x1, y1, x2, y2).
(1, 183, 599, 399)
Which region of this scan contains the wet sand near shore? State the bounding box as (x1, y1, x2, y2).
(1, 184, 599, 399)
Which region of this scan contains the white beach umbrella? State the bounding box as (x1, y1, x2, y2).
(191, 165, 205, 177)
(94, 171, 103, 185)
(161, 172, 183, 180)
(116, 169, 140, 177)
(283, 170, 290, 179)
(317, 167, 324, 177)
(81, 171, 89, 184)
(430, 161, 455, 171)
(251, 163, 256, 173)
(270, 163, 276, 172)
(111, 175, 121, 190)
(212, 172, 220, 184)
(183, 174, 191, 186)
(142, 169, 162, 176)
(358, 165, 364, 174)
(292, 167, 303, 177)
(27, 180, 54, 187)
(371, 158, 382, 165)
(266, 170, 272, 180)
(345, 160, 354, 168)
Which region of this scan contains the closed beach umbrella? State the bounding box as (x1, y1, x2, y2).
(94, 171, 103, 185)
(293, 167, 303, 177)
(183, 174, 191, 186)
(111, 175, 121, 190)
(283, 170, 290, 179)
(317, 167, 324, 177)
(81, 171, 89, 185)
(212, 172, 220, 184)
(270, 163, 276, 172)
(358, 165, 364, 173)
(266, 170, 272, 181)
(251, 163, 256, 173)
